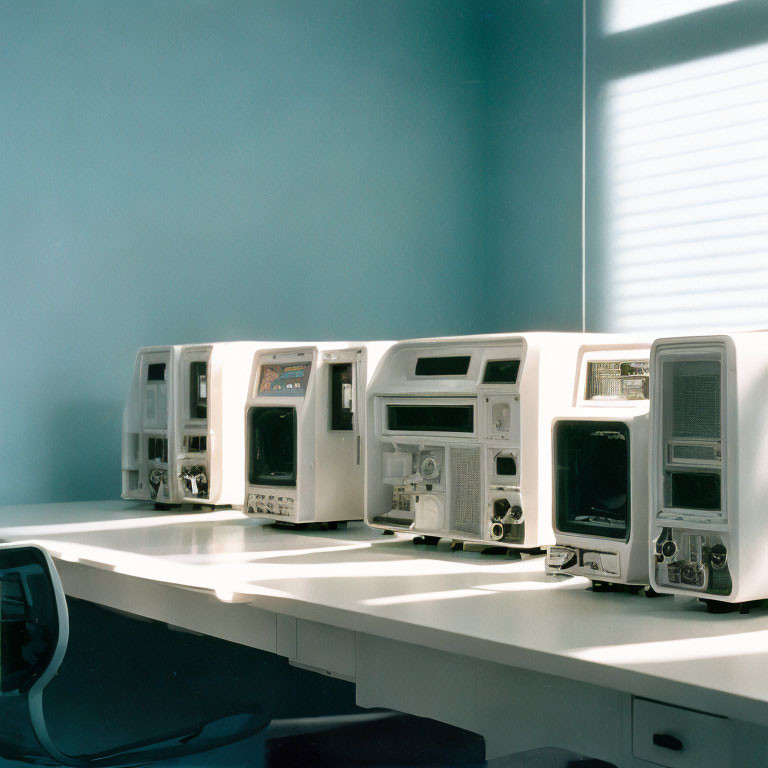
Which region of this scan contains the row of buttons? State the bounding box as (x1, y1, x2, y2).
(392, 486, 412, 512)
(249, 493, 295, 517)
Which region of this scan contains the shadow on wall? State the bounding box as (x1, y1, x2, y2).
(41, 400, 124, 503)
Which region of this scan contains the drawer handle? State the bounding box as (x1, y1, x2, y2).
(653, 732, 683, 751)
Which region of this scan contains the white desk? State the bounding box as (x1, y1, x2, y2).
(1, 500, 767, 767)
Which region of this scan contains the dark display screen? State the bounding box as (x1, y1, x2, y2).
(670, 472, 721, 510)
(189, 361, 207, 419)
(387, 404, 474, 433)
(248, 407, 297, 486)
(483, 360, 520, 384)
(414, 356, 471, 376)
(495, 456, 517, 476)
(147, 363, 165, 381)
(330, 363, 353, 431)
(555, 421, 630, 540)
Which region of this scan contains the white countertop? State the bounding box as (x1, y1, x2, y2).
(2, 500, 767, 726)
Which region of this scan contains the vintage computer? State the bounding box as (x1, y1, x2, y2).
(244, 342, 392, 524)
(122, 342, 297, 507)
(364, 333, 627, 549)
(649, 332, 768, 610)
(545, 344, 651, 588)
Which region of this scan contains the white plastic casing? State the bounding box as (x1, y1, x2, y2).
(122, 342, 305, 507)
(243, 342, 393, 524)
(364, 333, 640, 549)
(546, 343, 651, 585)
(649, 332, 768, 604)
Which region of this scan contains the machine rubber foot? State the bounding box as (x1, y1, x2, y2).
(382, 530, 395, 536)
(450, 541, 464, 552)
(413, 536, 441, 546)
(701, 598, 742, 614)
(591, 581, 644, 594)
(479, 546, 508, 556)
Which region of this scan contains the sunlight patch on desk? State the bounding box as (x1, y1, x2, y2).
(212, 583, 294, 602)
(229, 556, 542, 582)
(179, 541, 375, 564)
(359, 576, 576, 606)
(569, 628, 768, 665)
(480, 578, 587, 592)
(0, 509, 244, 537)
(361, 588, 496, 607)
(56, 550, 81, 563)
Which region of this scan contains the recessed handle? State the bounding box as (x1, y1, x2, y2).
(653, 732, 683, 751)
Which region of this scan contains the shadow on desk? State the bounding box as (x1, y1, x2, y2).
(20, 597, 488, 768)
(42, 597, 360, 756)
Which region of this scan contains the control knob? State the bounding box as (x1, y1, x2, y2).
(710, 543, 727, 569)
(661, 540, 677, 559)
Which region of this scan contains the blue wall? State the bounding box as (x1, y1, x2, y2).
(484, 0, 583, 332)
(0, 1, 584, 504)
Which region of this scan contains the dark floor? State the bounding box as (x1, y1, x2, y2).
(1, 597, 488, 767)
(0, 598, 614, 767)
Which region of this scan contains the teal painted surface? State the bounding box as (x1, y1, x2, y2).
(483, 0, 584, 333)
(0, 1, 585, 504)
(0, 0, 489, 503)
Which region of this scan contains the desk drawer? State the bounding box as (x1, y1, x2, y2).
(632, 698, 731, 768)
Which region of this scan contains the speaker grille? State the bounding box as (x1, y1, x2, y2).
(672, 444, 717, 461)
(671, 362, 721, 440)
(449, 445, 482, 536)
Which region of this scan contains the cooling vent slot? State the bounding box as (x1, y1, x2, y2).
(672, 444, 718, 462)
(449, 445, 482, 536)
(671, 362, 720, 440)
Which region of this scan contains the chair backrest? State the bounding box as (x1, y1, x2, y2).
(0, 543, 269, 766)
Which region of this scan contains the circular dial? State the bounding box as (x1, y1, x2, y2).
(420, 455, 438, 479)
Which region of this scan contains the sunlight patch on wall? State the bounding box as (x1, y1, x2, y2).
(604, 0, 741, 35)
(602, 41, 768, 332)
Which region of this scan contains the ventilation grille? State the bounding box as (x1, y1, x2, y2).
(586, 362, 622, 399)
(671, 363, 720, 440)
(449, 445, 482, 535)
(672, 444, 717, 462)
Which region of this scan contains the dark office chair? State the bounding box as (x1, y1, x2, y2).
(0, 543, 268, 766)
